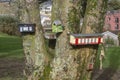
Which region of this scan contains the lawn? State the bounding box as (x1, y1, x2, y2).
(95, 46, 120, 69)
(0, 33, 24, 59)
(0, 33, 26, 80)
(95, 45, 120, 69)
(103, 46, 120, 69)
(93, 46, 120, 80)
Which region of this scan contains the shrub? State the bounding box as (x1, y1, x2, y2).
(0, 15, 20, 36)
(105, 37, 114, 46)
(118, 32, 120, 46)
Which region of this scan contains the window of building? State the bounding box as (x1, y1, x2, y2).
(106, 24, 111, 30)
(107, 17, 111, 22)
(115, 24, 119, 29)
(115, 17, 119, 23)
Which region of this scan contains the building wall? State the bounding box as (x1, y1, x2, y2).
(104, 10, 120, 31)
(0, 2, 15, 16)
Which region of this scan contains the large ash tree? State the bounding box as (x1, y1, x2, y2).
(20, 0, 108, 80)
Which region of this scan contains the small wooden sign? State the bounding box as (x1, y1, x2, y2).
(18, 24, 36, 33)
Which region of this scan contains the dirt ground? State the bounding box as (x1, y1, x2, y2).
(92, 68, 120, 80)
(0, 58, 120, 80)
(0, 58, 26, 80)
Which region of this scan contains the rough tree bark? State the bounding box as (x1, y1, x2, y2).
(20, 0, 50, 80)
(50, 0, 108, 80)
(20, 0, 108, 80)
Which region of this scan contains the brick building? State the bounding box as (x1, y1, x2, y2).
(104, 10, 120, 31)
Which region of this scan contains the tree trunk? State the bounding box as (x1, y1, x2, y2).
(20, 0, 50, 80)
(50, 0, 108, 80)
(20, 0, 108, 80)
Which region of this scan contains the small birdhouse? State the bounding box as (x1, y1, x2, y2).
(87, 63, 93, 71)
(70, 33, 103, 45)
(52, 20, 64, 33)
(18, 24, 35, 33)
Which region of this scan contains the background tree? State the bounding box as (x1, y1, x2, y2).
(108, 0, 120, 10)
(0, 0, 20, 36)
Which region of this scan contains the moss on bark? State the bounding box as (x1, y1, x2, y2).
(20, 0, 108, 80)
(50, 0, 108, 80)
(20, 0, 51, 79)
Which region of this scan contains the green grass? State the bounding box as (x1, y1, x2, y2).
(0, 33, 25, 80)
(0, 33, 24, 59)
(103, 46, 120, 69)
(95, 46, 120, 69)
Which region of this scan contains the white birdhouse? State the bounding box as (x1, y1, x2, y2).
(70, 33, 103, 45)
